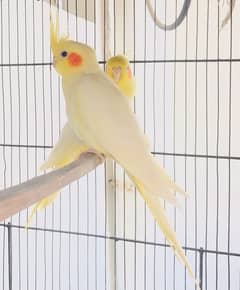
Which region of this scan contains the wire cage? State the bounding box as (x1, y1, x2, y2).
(0, 0, 240, 289)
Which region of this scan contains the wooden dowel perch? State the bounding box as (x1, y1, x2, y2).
(0, 153, 103, 222)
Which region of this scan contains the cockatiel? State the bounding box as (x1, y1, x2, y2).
(25, 55, 136, 227)
(106, 55, 136, 99)
(47, 17, 199, 288)
(40, 55, 136, 171)
(40, 55, 135, 171)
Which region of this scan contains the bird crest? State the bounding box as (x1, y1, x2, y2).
(50, 12, 68, 54)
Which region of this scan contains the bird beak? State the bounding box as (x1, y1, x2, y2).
(112, 66, 121, 82)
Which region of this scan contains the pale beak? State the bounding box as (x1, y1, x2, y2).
(112, 66, 121, 82)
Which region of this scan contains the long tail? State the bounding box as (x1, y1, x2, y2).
(25, 192, 58, 228)
(131, 176, 201, 290)
(25, 144, 88, 228)
(118, 151, 188, 206)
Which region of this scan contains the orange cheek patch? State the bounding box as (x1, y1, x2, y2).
(68, 52, 83, 66)
(127, 66, 132, 79)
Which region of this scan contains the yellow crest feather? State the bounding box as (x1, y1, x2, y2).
(50, 12, 69, 54)
(50, 12, 59, 53)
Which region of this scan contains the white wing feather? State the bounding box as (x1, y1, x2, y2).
(64, 72, 186, 204)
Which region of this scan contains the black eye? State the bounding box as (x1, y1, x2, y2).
(61, 51, 68, 58)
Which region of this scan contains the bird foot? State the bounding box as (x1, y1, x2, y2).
(108, 178, 135, 193)
(85, 149, 105, 163)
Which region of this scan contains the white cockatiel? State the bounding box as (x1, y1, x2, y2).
(47, 17, 200, 288)
(25, 55, 136, 226)
(40, 55, 136, 171)
(62, 60, 182, 203)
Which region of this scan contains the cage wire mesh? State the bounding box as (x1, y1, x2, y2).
(0, 0, 240, 289)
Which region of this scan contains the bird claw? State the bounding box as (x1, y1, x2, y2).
(108, 178, 135, 193)
(126, 182, 135, 192)
(84, 149, 105, 163)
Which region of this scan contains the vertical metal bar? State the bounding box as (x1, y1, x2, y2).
(41, 1, 47, 289)
(24, 1, 30, 289)
(16, 0, 22, 288)
(66, 3, 72, 290)
(7, 223, 13, 290)
(123, 3, 127, 290)
(55, 3, 62, 290)
(194, 0, 199, 281)
(103, 1, 117, 290)
(83, 2, 90, 290)
(228, 2, 233, 290)
(216, 3, 220, 290)
(184, 4, 189, 290)
(7, 0, 13, 193)
(163, 0, 167, 287)
(199, 247, 204, 290)
(0, 0, 7, 288)
(133, 2, 137, 290)
(103, 0, 107, 287)
(152, 0, 157, 289)
(105, 159, 117, 290)
(49, 2, 55, 290)
(173, 1, 177, 289)
(74, 2, 81, 290)
(143, 2, 147, 290)
(205, 1, 210, 289)
(32, 1, 38, 289)
(94, 171, 98, 290)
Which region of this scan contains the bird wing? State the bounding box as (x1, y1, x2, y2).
(40, 123, 89, 170)
(26, 123, 89, 228)
(65, 72, 186, 204)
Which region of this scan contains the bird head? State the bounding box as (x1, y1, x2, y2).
(106, 55, 135, 98)
(50, 16, 98, 77)
(106, 55, 133, 83)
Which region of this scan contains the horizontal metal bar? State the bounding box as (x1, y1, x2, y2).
(0, 62, 52, 67)
(0, 144, 53, 149)
(153, 151, 240, 161)
(1, 223, 239, 258)
(131, 58, 237, 63)
(0, 143, 239, 161)
(0, 58, 239, 67)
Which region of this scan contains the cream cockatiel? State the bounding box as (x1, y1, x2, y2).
(30, 17, 199, 287)
(106, 55, 136, 99)
(40, 55, 136, 170)
(25, 55, 136, 227)
(49, 18, 199, 287)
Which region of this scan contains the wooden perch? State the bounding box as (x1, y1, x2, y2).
(0, 153, 103, 222)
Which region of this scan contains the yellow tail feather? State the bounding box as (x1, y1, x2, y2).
(25, 143, 89, 228)
(131, 176, 201, 290)
(25, 192, 58, 229)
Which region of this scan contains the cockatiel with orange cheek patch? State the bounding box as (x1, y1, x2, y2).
(28, 15, 199, 289)
(46, 16, 200, 289)
(40, 55, 135, 173)
(106, 55, 136, 99)
(26, 54, 136, 226)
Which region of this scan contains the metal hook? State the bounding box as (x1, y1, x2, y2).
(146, 0, 192, 31)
